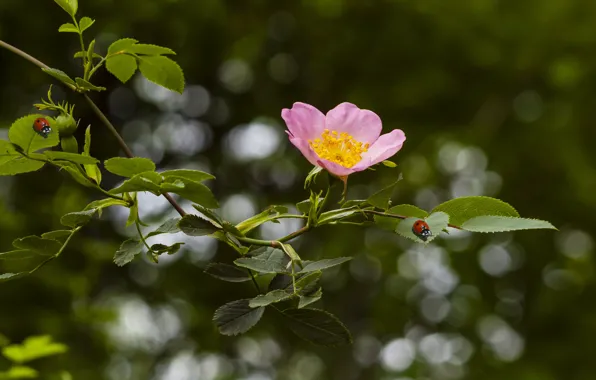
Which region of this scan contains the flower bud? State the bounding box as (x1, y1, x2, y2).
(55, 114, 77, 136)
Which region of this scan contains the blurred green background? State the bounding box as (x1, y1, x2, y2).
(0, 0, 594, 379)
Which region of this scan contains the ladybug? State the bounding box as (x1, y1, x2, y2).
(33, 117, 52, 138)
(412, 219, 432, 241)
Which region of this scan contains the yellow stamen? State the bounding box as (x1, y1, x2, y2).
(308, 129, 369, 168)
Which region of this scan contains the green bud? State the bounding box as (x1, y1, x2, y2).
(55, 114, 77, 136)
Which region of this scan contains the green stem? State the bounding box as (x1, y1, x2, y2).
(28, 227, 81, 275)
(135, 220, 152, 251)
(0, 38, 187, 218)
(235, 225, 311, 248)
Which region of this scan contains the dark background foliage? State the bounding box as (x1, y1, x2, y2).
(0, 0, 593, 379)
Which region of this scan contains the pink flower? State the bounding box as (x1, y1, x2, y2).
(282, 102, 406, 177)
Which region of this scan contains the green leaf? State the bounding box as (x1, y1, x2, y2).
(126, 197, 138, 228)
(113, 239, 144, 266)
(128, 44, 176, 55)
(84, 198, 129, 212)
(382, 160, 397, 168)
(1, 365, 38, 378)
(56, 163, 95, 187)
(396, 212, 450, 243)
(235, 207, 288, 234)
(161, 169, 214, 183)
(42, 68, 75, 86)
(2, 335, 68, 364)
(60, 136, 78, 153)
(9, 115, 59, 153)
(192, 204, 224, 226)
(107, 38, 138, 54)
(299, 288, 323, 309)
(213, 299, 265, 336)
(83, 126, 102, 185)
(74, 77, 106, 92)
(78, 17, 94, 32)
(150, 242, 183, 255)
(146, 218, 181, 238)
(178, 215, 221, 236)
(269, 271, 322, 294)
(234, 247, 287, 274)
(53, 0, 77, 16)
(161, 180, 218, 209)
(86, 39, 96, 63)
(138, 55, 185, 94)
(12, 236, 61, 255)
(0, 273, 27, 282)
(249, 290, 294, 308)
(296, 199, 312, 215)
(44, 151, 98, 165)
(461, 216, 557, 233)
(60, 209, 96, 228)
(106, 54, 138, 84)
(0, 250, 40, 261)
(298, 257, 352, 273)
(304, 166, 324, 189)
(283, 309, 352, 346)
(74, 51, 102, 60)
(109, 171, 163, 194)
(368, 177, 402, 210)
(431, 196, 519, 227)
(105, 157, 156, 178)
(58, 23, 78, 33)
(0, 155, 45, 176)
(374, 204, 428, 231)
(41, 230, 72, 242)
(318, 206, 361, 225)
(204, 263, 252, 282)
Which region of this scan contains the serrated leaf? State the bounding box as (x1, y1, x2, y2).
(44, 151, 98, 165)
(12, 236, 61, 255)
(106, 54, 138, 83)
(2, 335, 68, 364)
(53, 0, 77, 16)
(104, 157, 156, 178)
(161, 169, 214, 183)
(146, 218, 181, 238)
(213, 299, 265, 336)
(368, 177, 402, 210)
(178, 214, 221, 236)
(138, 55, 185, 94)
(8, 115, 59, 153)
(234, 247, 287, 274)
(109, 171, 163, 194)
(128, 43, 176, 55)
(374, 204, 428, 231)
(298, 257, 352, 273)
(204, 263, 252, 282)
(113, 239, 143, 266)
(74, 77, 106, 92)
(396, 211, 449, 243)
(299, 288, 323, 309)
(192, 204, 224, 225)
(0, 156, 45, 176)
(249, 290, 294, 308)
(235, 207, 287, 234)
(461, 216, 557, 233)
(60, 209, 96, 228)
(108, 38, 138, 54)
(431, 196, 519, 227)
(283, 308, 352, 346)
(58, 23, 78, 33)
(78, 17, 94, 32)
(161, 180, 218, 209)
(1, 365, 39, 378)
(41, 230, 72, 242)
(42, 68, 75, 86)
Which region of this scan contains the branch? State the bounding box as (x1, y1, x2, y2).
(0, 38, 187, 217)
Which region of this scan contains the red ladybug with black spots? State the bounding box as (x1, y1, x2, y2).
(33, 117, 51, 138)
(412, 219, 432, 241)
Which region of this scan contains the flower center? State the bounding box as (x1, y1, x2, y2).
(308, 129, 369, 168)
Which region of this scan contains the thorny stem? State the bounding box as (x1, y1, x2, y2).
(0, 38, 187, 218)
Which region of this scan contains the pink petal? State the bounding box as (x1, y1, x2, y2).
(325, 102, 382, 145)
(352, 129, 406, 170)
(317, 159, 358, 177)
(281, 102, 326, 140)
(288, 136, 320, 167)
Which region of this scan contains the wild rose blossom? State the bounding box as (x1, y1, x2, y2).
(282, 102, 406, 177)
